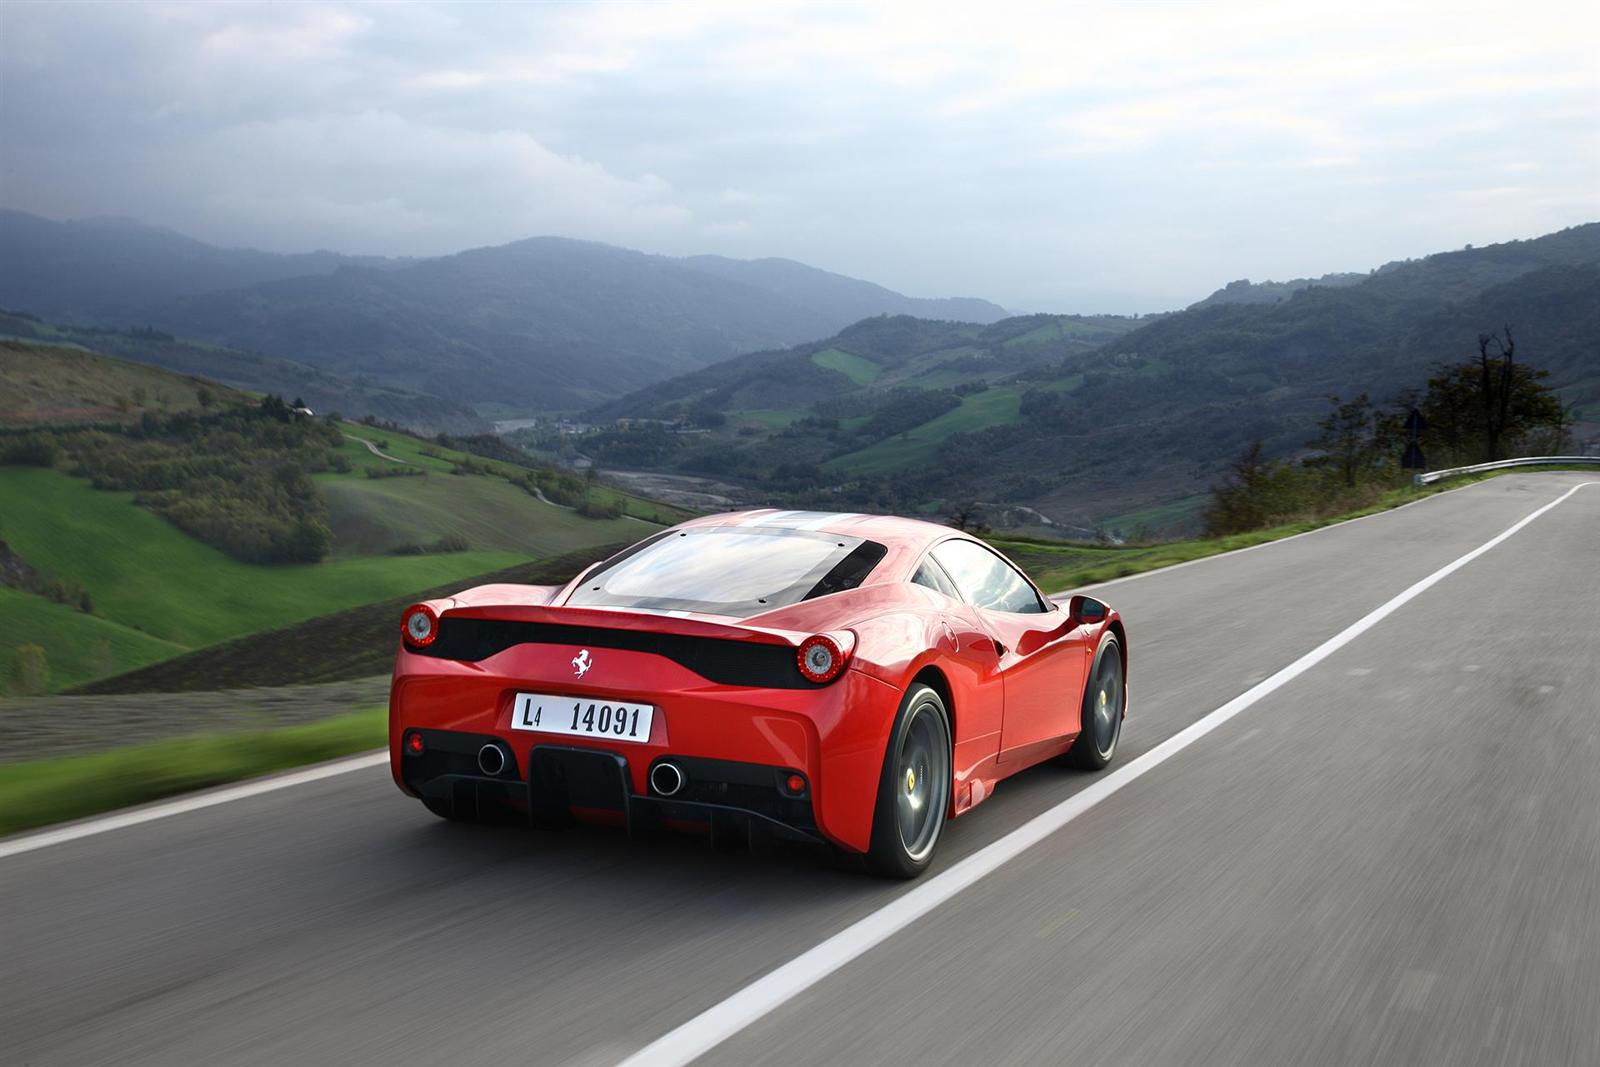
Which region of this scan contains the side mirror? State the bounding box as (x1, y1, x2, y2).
(1066, 594, 1108, 626)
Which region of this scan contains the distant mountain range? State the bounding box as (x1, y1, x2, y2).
(0, 211, 1008, 414)
(588, 223, 1600, 531)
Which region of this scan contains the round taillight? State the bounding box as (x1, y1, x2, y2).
(797, 634, 845, 684)
(401, 604, 438, 648)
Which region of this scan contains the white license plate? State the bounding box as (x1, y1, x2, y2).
(510, 692, 655, 744)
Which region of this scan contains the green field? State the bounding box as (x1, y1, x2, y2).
(1001, 319, 1110, 346)
(332, 421, 693, 526)
(76, 547, 618, 695)
(1102, 493, 1210, 537)
(319, 465, 645, 557)
(823, 385, 1026, 475)
(0, 586, 185, 691)
(0, 467, 526, 686)
(729, 408, 807, 430)
(811, 347, 881, 386)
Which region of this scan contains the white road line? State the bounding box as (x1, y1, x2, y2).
(0, 475, 1582, 865)
(616, 481, 1596, 1067)
(0, 751, 388, 861)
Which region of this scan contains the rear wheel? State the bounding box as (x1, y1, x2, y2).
(865, 684, 952, 879)
(1065, 635, 1123, 770)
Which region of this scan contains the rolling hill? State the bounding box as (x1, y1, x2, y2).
(581, 224, 1600, 534)
(0, 312, 488, 434)
(0, 342, 688, 692)
(0, 211, 1009, 414)
(590, 312, 1139, 420)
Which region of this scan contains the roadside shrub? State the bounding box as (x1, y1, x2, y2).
(577, 499, 624, 520)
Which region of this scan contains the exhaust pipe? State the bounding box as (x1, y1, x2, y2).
(477, 744, 507, 777)
(650, 761, 686, 797)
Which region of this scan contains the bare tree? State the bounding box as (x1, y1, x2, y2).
(1476, 325, 1517, 462)
(1315, 393, 1376, 487)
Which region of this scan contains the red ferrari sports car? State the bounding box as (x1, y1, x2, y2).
(389, 509, 1127, 877)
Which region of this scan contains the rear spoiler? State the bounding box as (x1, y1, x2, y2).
(420, 594, 807, 648)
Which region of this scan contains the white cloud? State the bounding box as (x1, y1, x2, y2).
(193, 112, 693, 254)
(1, 0, 1595, 310)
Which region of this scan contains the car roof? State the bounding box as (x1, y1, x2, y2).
(679, 509, 957, 551)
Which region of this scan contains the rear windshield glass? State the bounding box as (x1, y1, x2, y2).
(566, 527, 886, 618)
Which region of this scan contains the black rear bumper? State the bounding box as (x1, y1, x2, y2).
(400, 730, 824, 848)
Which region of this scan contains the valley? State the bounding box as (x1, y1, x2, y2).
(572, 225, 1600, 534)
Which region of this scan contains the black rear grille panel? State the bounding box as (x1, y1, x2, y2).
(658, 755, 817, 830)
(416, 618, 821, 689)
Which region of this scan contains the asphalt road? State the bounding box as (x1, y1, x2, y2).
(3, 472, 1597, 1066)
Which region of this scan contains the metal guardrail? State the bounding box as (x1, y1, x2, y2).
(1413, 456, 1600, 486)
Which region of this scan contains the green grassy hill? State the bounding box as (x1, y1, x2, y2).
(0, 586, 186, 690)
(0, 466, 525, 688)
(0, 342, 691, 692)
(0, 339, 251, 427)
(0, 312, 486, 434)
(823, 384, 1028, 475)
(72, 547, 620, 695)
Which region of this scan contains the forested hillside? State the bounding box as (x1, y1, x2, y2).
(0, 212, 1008, 413)
(580, 224, 1600, 533)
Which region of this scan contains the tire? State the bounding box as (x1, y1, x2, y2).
(1065, 635, 1124, 770)
(865, 684, 952, 879)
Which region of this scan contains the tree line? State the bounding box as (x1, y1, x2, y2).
(1205, 328, 1575, 535)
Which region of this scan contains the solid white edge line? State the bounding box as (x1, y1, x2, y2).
(0, 751, 388, 861)
(0, 474, 1582, 863)
(616, 480, 1596, 1067)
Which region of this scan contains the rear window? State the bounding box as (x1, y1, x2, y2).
(566, 527, 886, 618)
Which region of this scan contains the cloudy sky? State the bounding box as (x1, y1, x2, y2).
(2, 1, 1596, 311)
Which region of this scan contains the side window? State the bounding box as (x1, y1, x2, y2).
(931, 540, 1046, 614)
(911, 558, 960, 599)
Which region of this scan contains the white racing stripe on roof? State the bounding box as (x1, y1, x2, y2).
(791, 512, 861, 530)
(738, 509, 798, 526)
(733, 510, 861, 530)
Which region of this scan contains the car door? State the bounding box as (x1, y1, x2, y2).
(929, 538, 1088, 761)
